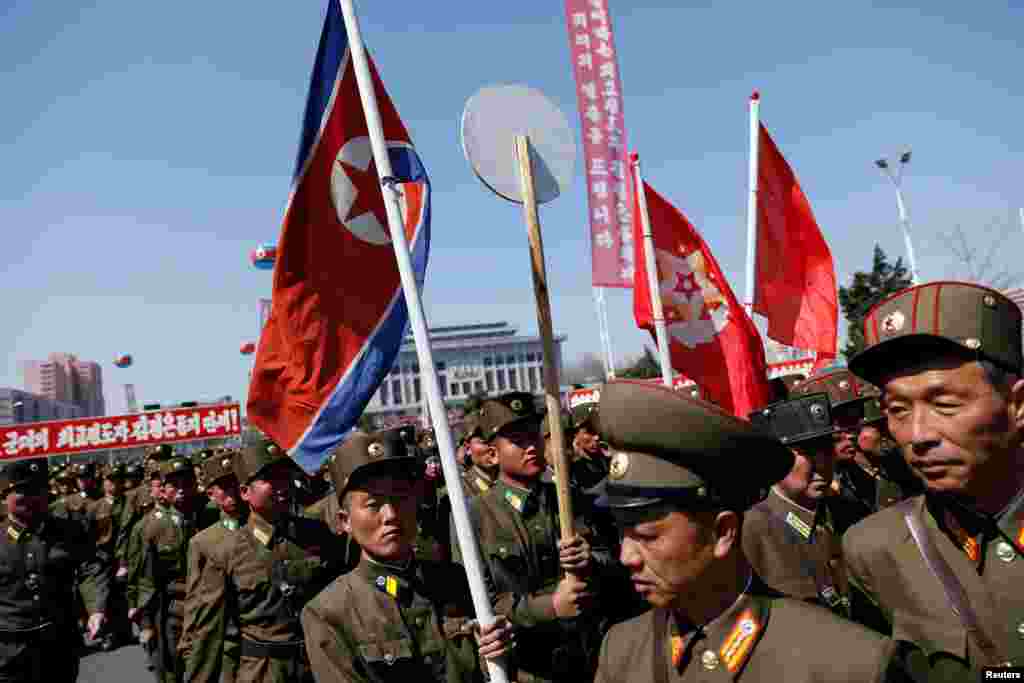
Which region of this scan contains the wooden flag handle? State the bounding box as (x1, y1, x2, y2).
(515, 135, 575, 544)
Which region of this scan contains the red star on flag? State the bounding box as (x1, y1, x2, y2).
(674, 271, 700, 297)
(337, 157, 390, 231)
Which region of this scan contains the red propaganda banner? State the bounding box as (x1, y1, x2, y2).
(1, 404, 242, 461)
(564, 0, 634, 288)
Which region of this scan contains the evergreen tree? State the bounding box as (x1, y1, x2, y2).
(839, 245, 912, 359)
(619, 346, 661, 379)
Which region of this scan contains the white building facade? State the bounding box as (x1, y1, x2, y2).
(363, 322, 565, 427)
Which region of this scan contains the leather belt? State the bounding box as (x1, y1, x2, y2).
(240, 638, 304, 659)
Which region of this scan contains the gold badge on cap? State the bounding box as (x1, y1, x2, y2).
(221, 458, 231, 468)
(608, 452, 630, 480)
(838, 380, 850, 390)
(510, 399, 524, 412)
(983, 294, 997, 308)
(881, 311, 905, 334)
(964, 338, 981, 350)
(367, 442, 385, 458)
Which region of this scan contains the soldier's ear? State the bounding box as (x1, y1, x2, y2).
(711, 510, 741, 560)
(1008, 377, 1024, 436)
(337, 507, 351, 536)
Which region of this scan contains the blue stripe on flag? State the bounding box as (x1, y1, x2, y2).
(290, 157, 431, 473)
(293, 0, 347, 182)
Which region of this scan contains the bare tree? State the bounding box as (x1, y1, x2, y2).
(562, 352, 607, 385)
(938, 218, 1023, 290)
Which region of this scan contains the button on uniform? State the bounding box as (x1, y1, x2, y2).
(996, 541, 1016, 563)
(701, 649, 719, 670)
(1017, 622, 1024, 639)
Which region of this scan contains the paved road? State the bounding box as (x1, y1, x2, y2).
(79, 642, 149, 683)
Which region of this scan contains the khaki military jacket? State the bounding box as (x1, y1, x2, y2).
(0, 515, 109, 659)
(130, 501, 220, 617)
(742, 489, 845, 610)
(301, 557, 482, 682)
(454, 479, 611, 682)
(179, 512, 246, 682)
(181, 510, 346, 683)
(119, 486, 157, 569)
(594, 578, 911, 683)
(460, 467, 496, 499)
(843, 492, 1024, 676)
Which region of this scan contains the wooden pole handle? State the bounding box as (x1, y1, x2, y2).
(515, 135, 575, 543)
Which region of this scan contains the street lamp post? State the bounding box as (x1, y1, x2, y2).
(875, 150, 920, 285)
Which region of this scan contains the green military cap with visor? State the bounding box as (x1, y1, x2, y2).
(124, 462, 143, 480)
(849, 280, 1023, 386)
(103, 464, 126, 481)
(595, 381, 794, 512)
(72, 462, 97, 479)
(792, 368, 870, 430)
(159, 456, 194, 480)
(748, 393, 836, 446)
(328, 428, 421, 500)
(477, 391, 541, 441)
(234, 435, 293, 485)
(201, 449, 238, 488)
(0, 460, 49, 493)
(567, 386, 601, 432)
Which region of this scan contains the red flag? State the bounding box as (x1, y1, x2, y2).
(753, 123, 837, 362)
(633, 178, 772, 417)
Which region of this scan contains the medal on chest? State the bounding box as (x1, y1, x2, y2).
(504, 489, 525, 514)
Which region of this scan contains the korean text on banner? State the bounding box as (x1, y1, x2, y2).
(2, 404, 242, 461)
(565, 0, 634, 287)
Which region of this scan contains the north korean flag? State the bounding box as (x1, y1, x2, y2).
(247, 0, 430, 473)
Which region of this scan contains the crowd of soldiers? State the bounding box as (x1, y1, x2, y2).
(0, 279, 1022, 682)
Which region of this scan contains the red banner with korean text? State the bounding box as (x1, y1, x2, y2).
(1, 404, 241, 461)
(565, 0, 634, 287)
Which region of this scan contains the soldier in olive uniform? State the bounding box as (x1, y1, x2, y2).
(181, 435, 346, 683)
(566, 389, 608, 492)
(591, 381, 919, 683)
(453, 392, 609, 683)
(460, 414, 498, 498)
(301, 428, 515, 682)
(0, 460, 110, 682)
(50, 461, 103, 521)
(744, 392, 849, 615)
(180, 450, 248, 683)
(412, 428, 451, 564)
(89, 464, 133, 650)
(844, 281, 1024, 677)
(852, 386, 921, 511)
(129, 456, 219, 683)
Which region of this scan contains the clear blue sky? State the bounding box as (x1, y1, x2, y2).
(3, 1, 1022, 415)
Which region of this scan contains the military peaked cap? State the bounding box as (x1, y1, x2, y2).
(568, 387, 601, 431)
(234, 436, 291, 484)
(103, 464, 126, 481)
(73, 462, 97, 479)
(201, 450, 238, 487)
(595, 381, 793, 511)
(160, 456, 194, 479)
(0, 460, 49, 493)
(850, 281, 1023, 385)
(748, 393, 835, 446)
(478, 392, 541, 441)
(148, 444, 174, 461)
(793, 368, 870, 428)
(328, 428, 420, 499)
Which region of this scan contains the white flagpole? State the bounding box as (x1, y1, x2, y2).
(592, 287, 616, 380)
(631, 153, 673, 388)
(335, 3, 507, 681)
(744, 91, 761, 315)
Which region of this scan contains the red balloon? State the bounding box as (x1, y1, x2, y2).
(113, 355, 133, 368)
(240, 342, 256, 355)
